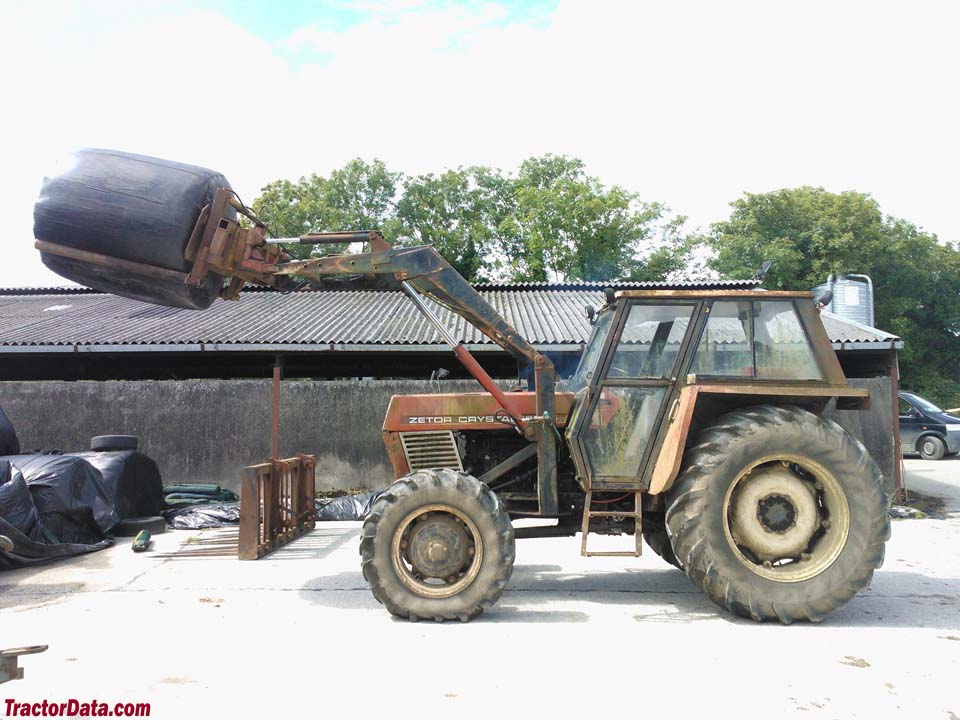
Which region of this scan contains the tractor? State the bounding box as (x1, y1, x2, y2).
(33, 149, 890, 623)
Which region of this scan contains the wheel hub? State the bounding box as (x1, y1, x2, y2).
(407, 513, 471, 580)
(723, 457, 852, 583)
(757, 493, 797, 533)
(391, 503, 484, 599)
(728, 465, 819, 562)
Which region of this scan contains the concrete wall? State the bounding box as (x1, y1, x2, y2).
(0, 376, 896, 494)
(0, 379, 490, 493)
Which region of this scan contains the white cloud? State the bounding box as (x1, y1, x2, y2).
(2, 0, 958, 287)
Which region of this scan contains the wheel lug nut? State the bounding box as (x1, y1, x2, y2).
(801, 552, 812, 562)
(467, 547, 475, 555)
(821, 519, 832, 530)
(762, 560, 773, 569)
(814, 483, 824, 491)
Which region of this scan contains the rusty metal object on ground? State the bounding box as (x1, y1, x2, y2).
(238, 454, 316, 560)
(1, 645, 47, 684)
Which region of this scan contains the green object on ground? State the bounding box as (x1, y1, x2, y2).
(132, 530, 151, 552)
(162, 483, 238, 511)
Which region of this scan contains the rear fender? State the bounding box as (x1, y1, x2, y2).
(646, 384, 871, 495)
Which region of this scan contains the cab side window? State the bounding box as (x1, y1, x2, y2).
(754, 301, 822, 380)
(689, 301, 752, 377)
(690, 300, 824, 380)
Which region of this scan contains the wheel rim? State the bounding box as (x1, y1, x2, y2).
(922, 439, 938, 457)
(722, 455, 850, 583)
(391, 503, 483, 598)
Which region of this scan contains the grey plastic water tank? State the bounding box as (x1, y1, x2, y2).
(812, 274, 875, 327)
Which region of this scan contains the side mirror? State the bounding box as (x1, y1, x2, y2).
(814, 288, 833, 310)
(753, 260, 773, 283)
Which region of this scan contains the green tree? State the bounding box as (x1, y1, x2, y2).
(501, 155, 688, 282)
(708, 187, 960, 406)
(393, 167, 515, 282)
(252, 154, 689, 284)
(252, 159, 400, 258)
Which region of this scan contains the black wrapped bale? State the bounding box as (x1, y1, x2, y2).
(0, 405, 20, 456)
(0, 460, 44, 542)
(5, 454, 119, 543)
(70, 450, 164, 519)
(34, 149, 234, 310)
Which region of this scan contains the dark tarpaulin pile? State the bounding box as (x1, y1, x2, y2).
(161, 490, 384, 529)
(70, 450, 165, 519)
(0, 516, 112, 570)
(165, 501, 241, 529)
(0, 406, 20, 456)
(0, 459, 111, 569)
(5, 454, 119, 544)
(0, 460, 43, 541)
(315, 492, 382, 521)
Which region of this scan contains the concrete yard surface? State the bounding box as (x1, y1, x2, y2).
(1, 459, 958, 719)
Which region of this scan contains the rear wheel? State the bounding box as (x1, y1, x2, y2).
(360, 468, 515, 622)
(666, 405, 889, 623)
(918, 435, 946, 460)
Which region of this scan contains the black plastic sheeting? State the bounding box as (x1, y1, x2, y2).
(0, 460, 43, 541)
(315, 492, 381, 521)
(0, 515, 112, 570)
(165, 502, 240, 529)
(70, 451, 164, 519)
(0, 405, 20, 456)
(161, 491, 384, 529)
(5, 454, 119, 544)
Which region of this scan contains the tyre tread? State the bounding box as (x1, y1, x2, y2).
(666, 405, 890, 624)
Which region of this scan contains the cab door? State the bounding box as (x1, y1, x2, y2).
(569, 301, 699, 486)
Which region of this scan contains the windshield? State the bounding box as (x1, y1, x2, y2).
(905, 394, 942, 413)
(565, 309, 614, 393)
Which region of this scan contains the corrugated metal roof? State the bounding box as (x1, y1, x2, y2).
(819, 312, 898, 345)
(471, 279, 760, 290)
(0, 287, 900, 350)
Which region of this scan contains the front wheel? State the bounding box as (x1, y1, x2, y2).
(360, 468, 515, 622)
(918, 435, 946, 460)
(666, 405, 890, 623)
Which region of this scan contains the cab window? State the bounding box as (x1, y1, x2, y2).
(566, 309, 614, 393)
(607, 304, 695, 379)
(690, 300, 824, 380)
(689, 301, 752, 377)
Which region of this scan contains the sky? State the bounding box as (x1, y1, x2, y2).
(2, 0, 958, 287)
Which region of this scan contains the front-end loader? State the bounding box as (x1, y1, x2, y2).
(33, 149, 890, 623)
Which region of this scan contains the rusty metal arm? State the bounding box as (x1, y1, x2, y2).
(192, 192, 558, 514)
(280, 238, 560, 516)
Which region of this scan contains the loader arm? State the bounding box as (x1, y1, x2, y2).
(187, 191, 559, 514)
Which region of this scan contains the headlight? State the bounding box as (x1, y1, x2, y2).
(945, 425, 960, 433)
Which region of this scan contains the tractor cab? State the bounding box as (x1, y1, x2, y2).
(564, 291, 845, 493)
